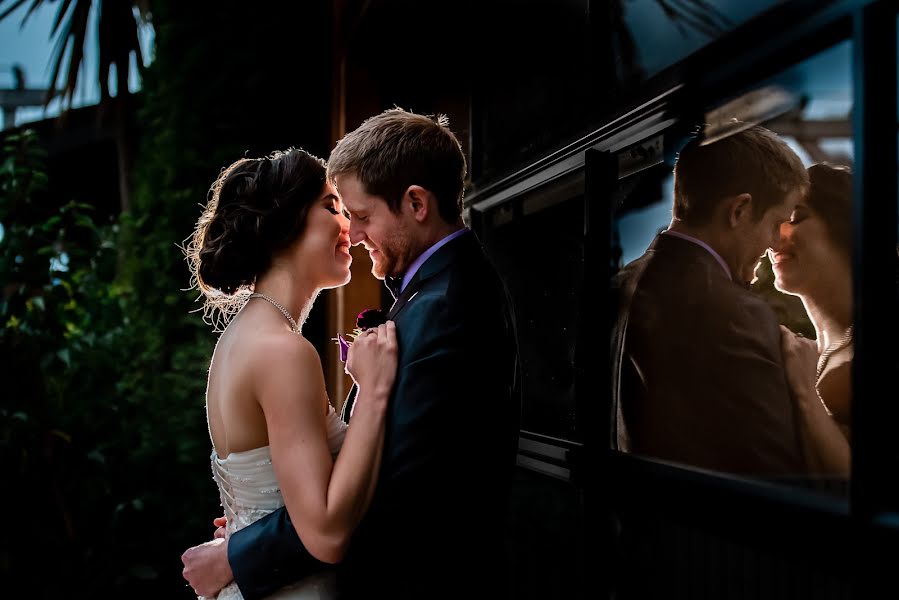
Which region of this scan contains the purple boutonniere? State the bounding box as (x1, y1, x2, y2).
(337, 334, 350, 363)
(335, 308, 388, 362)
(356, 308, 387, 330)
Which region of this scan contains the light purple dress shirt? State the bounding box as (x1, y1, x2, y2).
(400, 228, 469, 293)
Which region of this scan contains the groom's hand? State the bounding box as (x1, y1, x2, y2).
(181, 537, 233, 598)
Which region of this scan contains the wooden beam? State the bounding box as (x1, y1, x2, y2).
(325, 0, 384, 413)
(763, 117, 852, 139)
(0, 88, 47, 107)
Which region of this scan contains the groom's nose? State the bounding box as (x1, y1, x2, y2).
(770, 222, 792, 252)
(348, 221, 365, 245)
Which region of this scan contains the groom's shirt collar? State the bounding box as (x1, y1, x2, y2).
(661, 229, 732, 281)
(400, 227, 468, 293)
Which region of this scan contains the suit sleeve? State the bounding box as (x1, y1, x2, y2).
(226, 507, 330, 600)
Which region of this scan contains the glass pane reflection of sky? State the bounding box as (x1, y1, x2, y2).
(623, 0, 785, 79)
(617, 178, 674, 267)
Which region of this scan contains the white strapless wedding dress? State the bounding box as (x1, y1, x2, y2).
(202, 404, 348, 600)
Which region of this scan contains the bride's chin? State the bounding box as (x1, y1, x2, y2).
(773, 278, 799, 296)
(331, 271, 352, 288)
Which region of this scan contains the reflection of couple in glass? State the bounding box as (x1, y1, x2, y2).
(773, 163, 852, 476)
(612, 125, 852, 479)
(180, 109, 519, 599)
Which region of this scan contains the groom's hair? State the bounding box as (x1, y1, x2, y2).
(673, 125, 808, 226)
(327, 108, 467, 224)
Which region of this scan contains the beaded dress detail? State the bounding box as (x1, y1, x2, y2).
(202, 404, 347, 600)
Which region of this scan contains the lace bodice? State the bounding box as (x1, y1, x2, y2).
(204, 403, 347, 600)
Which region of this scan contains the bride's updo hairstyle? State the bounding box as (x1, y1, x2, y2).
(185, 148, 327, 329)
(806, 163, 852, 260)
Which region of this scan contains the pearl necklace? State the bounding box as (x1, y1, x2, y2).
(249, 292, 300, 334)
(816, 325, 853, 384)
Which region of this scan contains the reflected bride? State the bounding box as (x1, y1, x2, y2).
(770, 163, 853, 476)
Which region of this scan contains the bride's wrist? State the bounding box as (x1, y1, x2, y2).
(791, 378, 818, 404)
(354, 387, 391, 411)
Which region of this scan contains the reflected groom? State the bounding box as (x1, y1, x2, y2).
(611, 125, 810, 476)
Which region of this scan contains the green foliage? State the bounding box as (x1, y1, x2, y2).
(0, 126, 215, 596)
(1, 129, 153, 594)
(1, 3, 333, 595)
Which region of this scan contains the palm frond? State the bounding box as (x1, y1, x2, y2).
(670, 0, 733, 31)
(98, 0, 145, 100)
(1, 0, 145, 109)
(45, 4, 75, 103)
(0, 0, 33, 23)
(58, 1, 89, 105)
(44, 0, 91, 106)
(50, 0, 75, 36)
(655, 0, 733, 39)
(21, 0, 44, 24)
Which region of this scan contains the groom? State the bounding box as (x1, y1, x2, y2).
(182, 109, 520, 598)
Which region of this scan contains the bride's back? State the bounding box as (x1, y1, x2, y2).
(206, 305, 285, 458)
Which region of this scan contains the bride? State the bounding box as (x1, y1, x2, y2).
(183, 148, 397, 599)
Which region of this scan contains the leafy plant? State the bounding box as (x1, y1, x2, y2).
(0, 127, 215, 597)
(2, 2, 334, 595)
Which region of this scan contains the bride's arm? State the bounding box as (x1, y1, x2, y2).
(779, 326, 851, 477)
(258, 322, 397, 564)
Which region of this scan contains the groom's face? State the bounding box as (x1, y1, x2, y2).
(736, 189, 801, 284)
(336, 174, 417, 280)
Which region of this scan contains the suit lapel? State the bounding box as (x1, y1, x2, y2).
(341, 276, 421, 424)
(386, 273, 423, 320)
(387, 229, 475, 321)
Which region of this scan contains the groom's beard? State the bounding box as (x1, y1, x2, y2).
(372, 229, 417, 280)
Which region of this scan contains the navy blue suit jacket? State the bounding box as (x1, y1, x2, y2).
(227, 230, 520, 599)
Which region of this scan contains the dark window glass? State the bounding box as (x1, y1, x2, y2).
(479, 175, 585, 442)
(471, 0, 592, 184)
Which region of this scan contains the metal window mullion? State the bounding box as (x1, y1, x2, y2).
(579, 148, 618, 596)
(849, 0, 899, 521)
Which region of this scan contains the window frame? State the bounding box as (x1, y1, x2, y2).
(466, 0, 899, 588)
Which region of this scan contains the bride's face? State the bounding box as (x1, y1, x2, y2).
(767, 201, 847, 296)
(294, 182, 352, 288)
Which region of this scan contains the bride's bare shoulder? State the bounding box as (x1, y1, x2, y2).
(247, 331, 323, 375)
